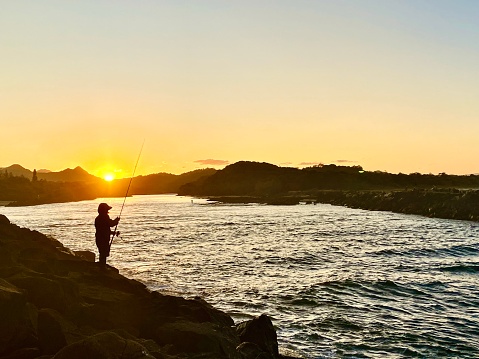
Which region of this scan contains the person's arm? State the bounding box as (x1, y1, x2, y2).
(109, 217, 120, 226)
(109, 217, 120, 236)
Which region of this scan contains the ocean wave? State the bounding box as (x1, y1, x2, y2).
(439, 263, 479, 273)
(369, 243, 479, 259)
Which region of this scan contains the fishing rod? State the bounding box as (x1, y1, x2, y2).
(109, 140, 145, 247)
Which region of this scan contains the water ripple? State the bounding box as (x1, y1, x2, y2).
(2, 195, 479, 358)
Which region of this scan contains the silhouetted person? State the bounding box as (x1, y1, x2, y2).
(95, 203, 119, 268)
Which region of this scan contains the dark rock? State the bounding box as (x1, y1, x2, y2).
(146, 292, 235, 327)
(154, 320, 240, 358)
(52, 332, 156, 359)
(0, 214, 10, 225)
(73, 251, 96, 262)
(8, 275, 68, 313)
(0, 279, 37, 355)
(314, 189, 479, 222)
(0, 347, 41, 359)
(236, 314, 279, 359)
(237, 342, 273, 359)
(37, 309, 68, 354)
(74, 287, 146, 334)
(107, 330, 168, 359)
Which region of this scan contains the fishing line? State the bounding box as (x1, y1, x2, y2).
(110, 140, 145, 247)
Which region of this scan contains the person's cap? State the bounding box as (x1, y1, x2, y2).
(98, 203, 112, 213)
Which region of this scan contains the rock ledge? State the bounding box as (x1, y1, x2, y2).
(0, 214, 297, 359)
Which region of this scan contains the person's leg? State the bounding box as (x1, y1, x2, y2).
(99, 252, 107, 267)
(96, 238, 108, 268)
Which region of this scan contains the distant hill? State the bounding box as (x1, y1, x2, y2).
(0, 164, 216, 197)
(0, 165, 216, 205)
(0, 164, 32, 178)
(39, 166, 100, 182)
(178, 161, 479, 196)
(179, 161, 315, 196)
(0, 164, 101, 182)
(178, 161, 294, 196)
(108, 168, 218, 196)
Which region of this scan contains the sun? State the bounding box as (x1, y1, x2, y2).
(104, 174, 115, 182)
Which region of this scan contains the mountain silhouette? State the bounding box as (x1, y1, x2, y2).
(114, 168, 217, 195)
(0, 164, 32, 178)
(0, 165, 100, 182)
(40, 166, 99, 182)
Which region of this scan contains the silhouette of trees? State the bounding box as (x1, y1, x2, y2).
(2, 161, 479, 207)
(179, 161, 479, 196)
(0, 172, 98, 205)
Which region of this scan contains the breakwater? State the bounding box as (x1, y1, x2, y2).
(314, 188, 479, 221)
(0, 214, 294, 359)
(209, 188, 479, 222)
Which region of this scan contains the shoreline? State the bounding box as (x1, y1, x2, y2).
(4, 187, 478, 223)
(208, 188, 479, 222)
(0, 214, 298, 359)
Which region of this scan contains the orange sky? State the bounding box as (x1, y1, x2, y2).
(2, 1, 479, 178)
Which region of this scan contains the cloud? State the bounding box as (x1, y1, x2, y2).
(298, 162, 323, 166)
(334, 159, 358, 164)
(194, 159, 230, 166)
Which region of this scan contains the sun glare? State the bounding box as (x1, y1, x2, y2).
(104, 174, 114, 182)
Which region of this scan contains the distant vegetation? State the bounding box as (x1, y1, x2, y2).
(2, 161, 479, 221)
(177, 161, 479, 221)
(178, 161, 479, 196)
(0, 171, 99, 205)
(103, 168, 217, 198)
(0, 166, 216, 206)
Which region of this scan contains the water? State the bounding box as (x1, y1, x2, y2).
(1, 194, 479, 358)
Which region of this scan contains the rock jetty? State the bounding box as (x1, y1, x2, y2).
(0, 214, 296, 359)
(314, 188, 479, 222)
(209, 189, 479, 222)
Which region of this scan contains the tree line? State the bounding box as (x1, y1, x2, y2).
(0, 168, 216, 206)
(178, 161, 479, 196)
(2, 162, 479, 206)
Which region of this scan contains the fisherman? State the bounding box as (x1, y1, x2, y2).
(95, 203, 120, 268)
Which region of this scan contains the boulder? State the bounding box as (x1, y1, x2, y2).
(52, 332, 156, 359)
(147, 292, 235, 327)
(37, 309, 68, 354)
(154, 320, 241, 358)
(236, 314, 279, 359)
(237, 342, 273, 359)
(0, 214, 10, 225)
(74, 251, 95, 262)
(0, 279, 37, 355)
(0, 347, 41, 359)
(8, 275, 68, 313)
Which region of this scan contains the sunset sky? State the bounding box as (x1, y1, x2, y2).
(2, 1, 479, 178)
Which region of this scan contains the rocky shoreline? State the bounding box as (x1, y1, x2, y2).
(0, 214, 297, 359)
(209, 188, 479, 222)
(314, 188, 479, 221)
